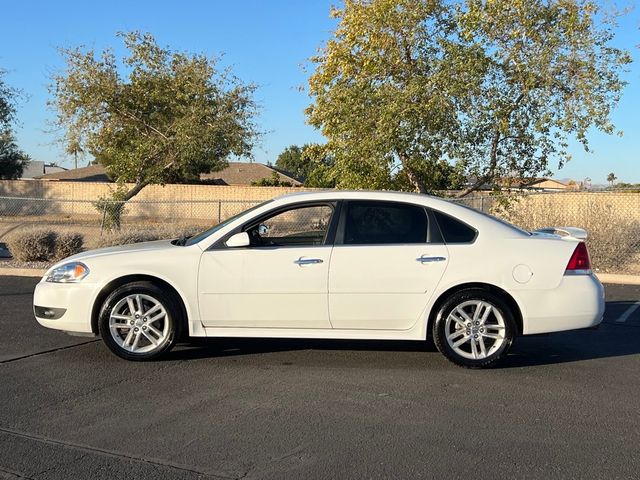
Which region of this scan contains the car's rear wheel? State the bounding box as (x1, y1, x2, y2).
(98, 281, 182, 361)
(433, 289, 516, 368)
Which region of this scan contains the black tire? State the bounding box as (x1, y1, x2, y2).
(98, 281, 183, 361)
(432, 288, 516, 368)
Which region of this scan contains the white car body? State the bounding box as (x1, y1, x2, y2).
(34, 191, 604, 349)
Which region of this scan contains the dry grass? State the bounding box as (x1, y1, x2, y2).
(496, 194, 640, 273)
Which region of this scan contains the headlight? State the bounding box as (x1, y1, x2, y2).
(45, 262, 90, 283)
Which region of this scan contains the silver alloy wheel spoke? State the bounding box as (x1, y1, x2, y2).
(147, 312, 165, 324)
(485, 324, 504, 330)
(456, 307, 473, 324)
(452, 335, 469, 348)
(123, 329, 134, 346)
(142, 329, 158, 346)
(478, 336, 487, 356)
(479, 305, 492, 325)
(147, 324, 163, 338)
(143, 303, 162, 318)
(448, 329, 465, 341)
(109, 293, 170, 354)
(445, 300, 506, 361)
(481, 332, 503, 340)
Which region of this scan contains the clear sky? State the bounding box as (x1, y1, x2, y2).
(1, 0, 638, 184)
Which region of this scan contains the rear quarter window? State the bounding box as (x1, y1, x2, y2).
(432, 210, 477, 243)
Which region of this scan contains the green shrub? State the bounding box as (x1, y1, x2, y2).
(7, 229, 58, 262)
(54, 232, 84, 260)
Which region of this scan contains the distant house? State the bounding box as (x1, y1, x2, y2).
(38, 162, 302, 186)
(20, 161, 67, 179)
(520, 178, 572, 192)
(465, 177, 574, 192)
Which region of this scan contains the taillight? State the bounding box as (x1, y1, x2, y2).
(565, 242, 592, 275)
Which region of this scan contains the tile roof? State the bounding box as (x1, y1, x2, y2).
(38, 162, 302, 186)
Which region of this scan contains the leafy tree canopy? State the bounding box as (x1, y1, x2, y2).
(307, 0, 631, 196)
(0, 70, 29, 180)
(50, 31, 260, 201)
(275, 144, 338, 188)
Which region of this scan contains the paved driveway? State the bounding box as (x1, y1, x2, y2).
(1, 276, 639, 479)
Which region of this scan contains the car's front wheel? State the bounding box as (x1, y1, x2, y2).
(98, 281, 182, 361)
(433, 289, 516, 368)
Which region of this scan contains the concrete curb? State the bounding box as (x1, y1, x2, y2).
(0, 266, 638, 285)
(0, 268, 46, 277)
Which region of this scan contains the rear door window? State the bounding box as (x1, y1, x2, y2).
(341, 201, 428, 245)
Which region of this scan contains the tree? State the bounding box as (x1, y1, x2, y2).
(275, 143, 337, 187)
(0, 70, 29, 180)
(0, 135, 30, 179)
(251, 171, 293, 187)
(50, 31, 260, 208)
(307, 0, 631, 196)
(607, 172, 617, 187)
(275, 145, 307, 179)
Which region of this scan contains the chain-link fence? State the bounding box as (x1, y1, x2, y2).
(483, 191, 640, 274)
(0, 196, 262, 250)
(1, 191, 639, 273)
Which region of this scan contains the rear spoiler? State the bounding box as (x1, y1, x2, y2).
(532, 227, 588, 241)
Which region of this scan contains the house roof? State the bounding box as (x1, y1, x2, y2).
(200, 162, 301, 186)
(38, 162, 302, 186)
(37, 164, 110, 182)
(21, 161, 68, 179)
(525, 178, 568, 189)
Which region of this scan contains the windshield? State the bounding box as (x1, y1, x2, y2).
(182, 200, 273, 246)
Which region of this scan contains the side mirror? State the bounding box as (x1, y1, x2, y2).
(258, 224, 270, 236)
(225, 232, 250, 248)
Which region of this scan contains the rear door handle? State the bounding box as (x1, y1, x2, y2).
(294, 258, 324, 265)
(416, 255, 447, 263)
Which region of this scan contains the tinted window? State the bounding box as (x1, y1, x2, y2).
(433, 210, 476, 243)
(247, 204, 333, 247)
(343, 201, 427, 245)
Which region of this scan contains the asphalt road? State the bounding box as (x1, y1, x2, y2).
(1, 276, 639, 480)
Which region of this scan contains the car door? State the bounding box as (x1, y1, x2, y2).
(198, 202, 336, 328)
(328, 200, 449, 330)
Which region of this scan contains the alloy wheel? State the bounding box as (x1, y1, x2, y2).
(444, 300, 506, 360)
(108, 294, 170, 353)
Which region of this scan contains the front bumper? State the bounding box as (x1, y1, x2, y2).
(516, 274, 605, 335)
(33, 280, 98, 334)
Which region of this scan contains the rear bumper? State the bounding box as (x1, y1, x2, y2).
(33, 280, 97, 334)
(516, 274, 605, 335)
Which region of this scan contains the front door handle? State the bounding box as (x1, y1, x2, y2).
(416, 255, 447, 263)
(294, 257, 324, 266)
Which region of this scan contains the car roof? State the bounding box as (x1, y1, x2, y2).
(270, 190, 529, 238)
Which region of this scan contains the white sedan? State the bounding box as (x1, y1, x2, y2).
(34, 191, 604, 368)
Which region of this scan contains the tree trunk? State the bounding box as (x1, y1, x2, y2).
(398, 153, 427, 194)
(101, 180, 149, 231)
(122, 180, 149, 201)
